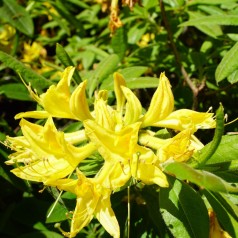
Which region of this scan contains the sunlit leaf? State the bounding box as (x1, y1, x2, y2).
(164, 161, 238, 193)
(215, 42, 238, 83)
(160, 176, 209, 238)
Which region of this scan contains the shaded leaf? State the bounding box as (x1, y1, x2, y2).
(0, 51, 51, 92)
(203, 190, 238, 238)
(18, 231, 63, 238)
(0, 83, 32, 101)
(87, 54, 120, 97)
(111, 27, 127, 60)
(0, 0, 34, 36)
(160, 176, 209, 238)
(56, 43, 82, 84)
(188, 11, 222, 38)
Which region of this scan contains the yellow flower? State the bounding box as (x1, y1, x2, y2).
(6, 66, 217, 237)
(48, 170, 120, 238)
(15, 67, 215, 133)
(0, 24, 15, 46)
(22, 42, 47, 63)
(84, 119, 169, 189)
(5, 117, 96, 183)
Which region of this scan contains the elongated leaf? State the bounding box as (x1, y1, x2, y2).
(188, 11, 222, 38)
(0, 0, 34, 36)
(111, 27, 127, 60)
(142, 186, 170, 237)
(215, 42, 238, 83)
(180, 15, 238, 27)
(0, 51, 51, 91)
(160, 176, 209, 238)
(203, 190, 238, 237)
(164, 161, 238, 193)
(202, 135, 238, 165)
(87, 54, 120, 97)
(56, 43, 82, 84)
(0, 83, 32, 101)
(100, 66, 151, 90)
(187, 0, 237, 5)
(194, 104, 224, 167)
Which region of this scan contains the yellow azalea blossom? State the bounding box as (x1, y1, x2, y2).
(139, 129, 194, 163)
(22, 42, 47, 63)
(15, 66, 215, 134)
(5, 66, 218, 237)
(84, 119, 169, 189)
(48, 170, 120, 238)
(0, 24, 15, 46)
(5, 117, 96, 183)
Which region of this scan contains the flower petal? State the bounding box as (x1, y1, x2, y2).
(113, 72, 126, 114)
(142, 72, 174, 127)
(84, 119, 141, 160)
(121, 86, 142, 125)
(40, 66, 76, 119)
(152, 109, 216, 131)
(95, 192, 120, 238)
(70, 80, 93, 121)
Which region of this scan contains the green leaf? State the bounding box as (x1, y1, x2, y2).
(111, 27, 127, 60)
(0, 83, 32, 101)
(164, 161, 238, 193)
(87, 54, 120, 97)
(192, 104, 224, 168)
(200, 135, 238, 168)
(215, 42, 238, 83)
(100, 66, 151, 90)
(228, 69, 238, 84)
(46, 203, 68, 223)
(141, 186, 170, 238)
(128, 22, 148, 44)
(203, 190, 238, 237)
(187, 11, 222, 38)
(0, 51, 51, 92)
(180, 15, 238, 27)
(0, 0, 34, 36)
(186, 0, 238, 5)
(159, 176, 209, 238)
(56, 43, 82, 84)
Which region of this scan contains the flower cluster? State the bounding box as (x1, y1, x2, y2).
(5, 66, 216, 237)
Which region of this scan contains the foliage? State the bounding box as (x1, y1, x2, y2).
(0, 0, 238, 237)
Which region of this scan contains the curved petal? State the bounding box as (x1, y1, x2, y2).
(41, 66, 76, 119)
(95, 192, 120, 238)
(84, 119, 141, 160)
(152, 109, 216, 132)
(11, 157, 75, 183)
(121, 86, 142, 125)
(142, 73, 174, 128)
(70, 80, 93, 121)
(94, 93, 115, 130)
(113, 72, 126, 114)
(15, 111, 50, 119)
(131, 145, 168, 187)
